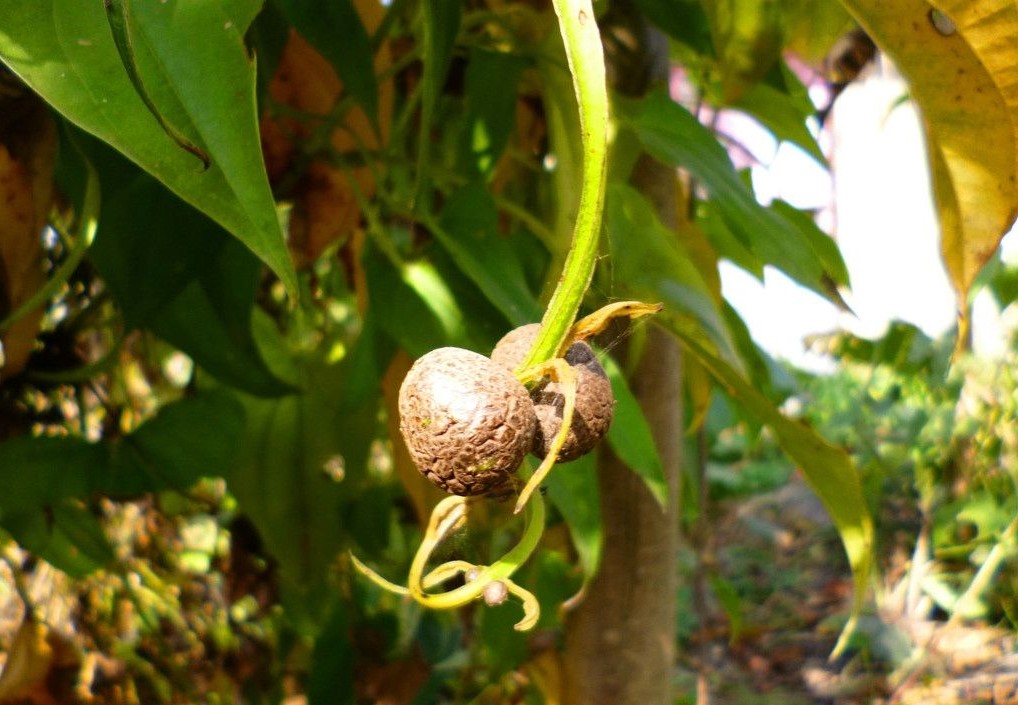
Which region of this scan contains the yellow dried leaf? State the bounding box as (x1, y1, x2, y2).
(0, 616, 53, 703)
(839, 0, 1018, 331)
(0, 102, 55, 380)
(262, 0, 393, 267)
(684, 356, 713, 433)
(523, 650, 563, 705)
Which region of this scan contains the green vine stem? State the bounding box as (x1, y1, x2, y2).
(351, 465, 546, 628)
(410, 486, 545, 610)
(352, 0, 609, 628)
(517, 0, 608, 372)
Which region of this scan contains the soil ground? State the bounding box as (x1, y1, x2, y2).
(682, 477, 1018, 705)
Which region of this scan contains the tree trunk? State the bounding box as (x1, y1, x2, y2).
(562, 325, 682, 705)
(562, 8, 682, 703)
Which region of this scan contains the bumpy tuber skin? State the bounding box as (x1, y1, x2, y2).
(399, 347, 538, 496)
(491, 324, 614, 462)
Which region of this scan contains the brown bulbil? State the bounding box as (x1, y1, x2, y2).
(491, 324, 615, 462)
(398, 347, 537, 496)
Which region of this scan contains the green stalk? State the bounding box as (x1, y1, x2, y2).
(411, 482, 546, 609)
(949, 513, 1018, 625)
(518, 0, 608, 372)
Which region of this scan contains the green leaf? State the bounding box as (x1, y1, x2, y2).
(602, 355, 668, 507)
(771, 199, 850, 288)
(51, 502, 117, 571)
(247, 2, 291, 101)
(604, 183, 735, 358)
(346, 486, 394, 556)
(336, 315, 395, 413)
(982, 257, 1018, 310)
(478, 593, 530, 675)
(80, 127, 298, 392)
(698, 200, 764, 279)
(103, 0, 211, 169)
(229, 390, 343, 593)
(418, 243, 518, 351)
(819, 321, 944, 375)
(545, 454, 601, 578)
(273, 0, 379, 123)
(940, 492, 1011, 542)
(416, 0, 461, 207)
(721, 301, 777, 401)
(225, 349, 379, 593)
(0, 393, 244, 513)
(733, 81, 826, 165)
(362, 242, 470, 356)
(150, 238, 297, 397)
(702, 0, 785, 102)
(461, 49, 528, 179)
(105, 392, 246, 495)
(635, 0, 715, 55)
(307, 602, 355, 705)
(86, 136, 230, 328)
(708, 573, 747, 640)
(663, 314, 874, 654)
(783, 0, 854, 64)
(623, 92, 846, 306)
(0, 437, 101, 512)
(421, 0, 459, 117)
(4, 502, 115, 578)
(0, 1, 297, 297)
(434, 184, 542, 327)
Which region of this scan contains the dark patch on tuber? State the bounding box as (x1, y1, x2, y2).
(398, 347, 537, 496)
(491, 323, 614, 462)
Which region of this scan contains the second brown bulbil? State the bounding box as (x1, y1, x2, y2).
(491, 324, 614, 462)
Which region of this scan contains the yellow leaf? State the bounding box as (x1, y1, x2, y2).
(261, 0, 393, 267)
(684, 356, 713, 433)
(523, 650, 563, 705)
(839, 0, 1018, 331)
(0, 616, 53, 703)
(0, 97, 55, 380)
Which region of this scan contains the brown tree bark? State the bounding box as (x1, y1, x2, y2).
(562, 7, 683, 704)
